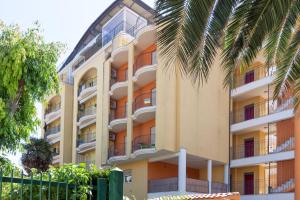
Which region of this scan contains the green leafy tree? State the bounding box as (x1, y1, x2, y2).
(21, 137, 53, 173)
(155, 0, 300, 106)
(0, 21, 63, 152)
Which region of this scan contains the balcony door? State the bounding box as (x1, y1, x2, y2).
(244, 172, 254, 195)
(244, 104, 254, 120)
(244, 70, 254, 84)
(244, 138, 254, 157)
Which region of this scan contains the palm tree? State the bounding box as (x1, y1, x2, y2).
(155, 0, 300, 106)
(21, 137, 53, 173)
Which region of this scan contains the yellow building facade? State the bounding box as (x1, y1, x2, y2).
(42, 0, 298, 199)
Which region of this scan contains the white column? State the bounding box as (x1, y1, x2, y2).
(208, 160, 212, 194)
(224, 164, 229, 192)
(178, 148, 187, 193)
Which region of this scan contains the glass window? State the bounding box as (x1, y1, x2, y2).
(151, 51, 157, 64)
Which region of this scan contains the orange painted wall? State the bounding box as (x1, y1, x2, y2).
(277, 159, 294, 190)
(294, 108, 300, 199)
(148, 162, 199, 180)
(115, 96, 127, 119)
(133, 81, 156, 98)
(133, 119, 155, 141)
(113, 130, 126, 155)
(134, 44, 156, 72)
(276, 118, 295, 145)
(117, 63, 128, 82)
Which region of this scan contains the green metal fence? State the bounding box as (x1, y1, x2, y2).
(0, 168, 123, 200)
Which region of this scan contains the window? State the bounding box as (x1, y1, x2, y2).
(151, 51, 157, 64)
(124, 170, 132, 183)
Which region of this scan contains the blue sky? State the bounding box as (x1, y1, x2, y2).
(0, 0, 155, 166)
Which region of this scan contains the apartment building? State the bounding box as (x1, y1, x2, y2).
(41, 0, 300, 199)
(230, 57, 300, 200)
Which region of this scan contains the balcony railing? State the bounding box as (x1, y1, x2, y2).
(232, 98, 293, 123)
(186, 178, 208, 193)
(231, 178, 295, 195)
(108, 142, 126, 158)
(232, 137, 295, 160)
(148, 177, 178, 193)
(133, 51, 157, 74)
(133, 90, 156, 112)
(77, 132, 96, 146)
(77, 155, 95, 165)
(212, 182, 228, 193)
(102, 21, 145, 46)
(45, 125, 61, 137)
(78, 105, 97, 119)
(109, 105, 127, 122)
(78, 77, 97, 95)
(45, 103, 61, 115)
(233, 66, 276, 88)
(132, 134, 155, 152)
(110, 68, 128, 87)
(148, 178, 227, 194)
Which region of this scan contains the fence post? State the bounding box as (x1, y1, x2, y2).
(97, 178, 107, 200)
(108, 168, 123, 200)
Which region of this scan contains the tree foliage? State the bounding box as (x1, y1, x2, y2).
(0, 21, 64, 152)
(2, 163, 112, 200)
(155, 0, 300, 106)
(21, 137, 53, 173)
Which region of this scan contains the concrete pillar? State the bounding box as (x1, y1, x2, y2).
(178, 148, 187, 193)
(208, 160, 212, 194)
(224, 163, 229, 192)
(126, 43, 134, 156)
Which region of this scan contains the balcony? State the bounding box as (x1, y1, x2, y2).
(52, 150, 60, 164)
(110, 68, 128, 100)
(232, 66, 276, 98)
(132, 134, 155, 157)
(134, 25, 156, 51)
(232, 137, 295, 160)
(77, 105, 97, 129)
(133, 51, 157, 87)
(148, 178, 227, 194)
(232, 178, 295, 196)
(231, 137, 295, 167)
(108, 142, 127, 163)
(78, 78, 97, 103)
(44, 103, 61, 124)
(45, 125, 61, 144)
(109, 105, 127, 132)
(231, 98, 294, 132)
(77, 132, 96, 153)
(132, 91, 156, 123)
(77, 155, 95, 165)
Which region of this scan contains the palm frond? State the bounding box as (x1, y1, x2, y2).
(155, 0, 236, 84)
(265, 1, 300, 66)
(222, 0, 294, 86)
(273, 26, 300, 102)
